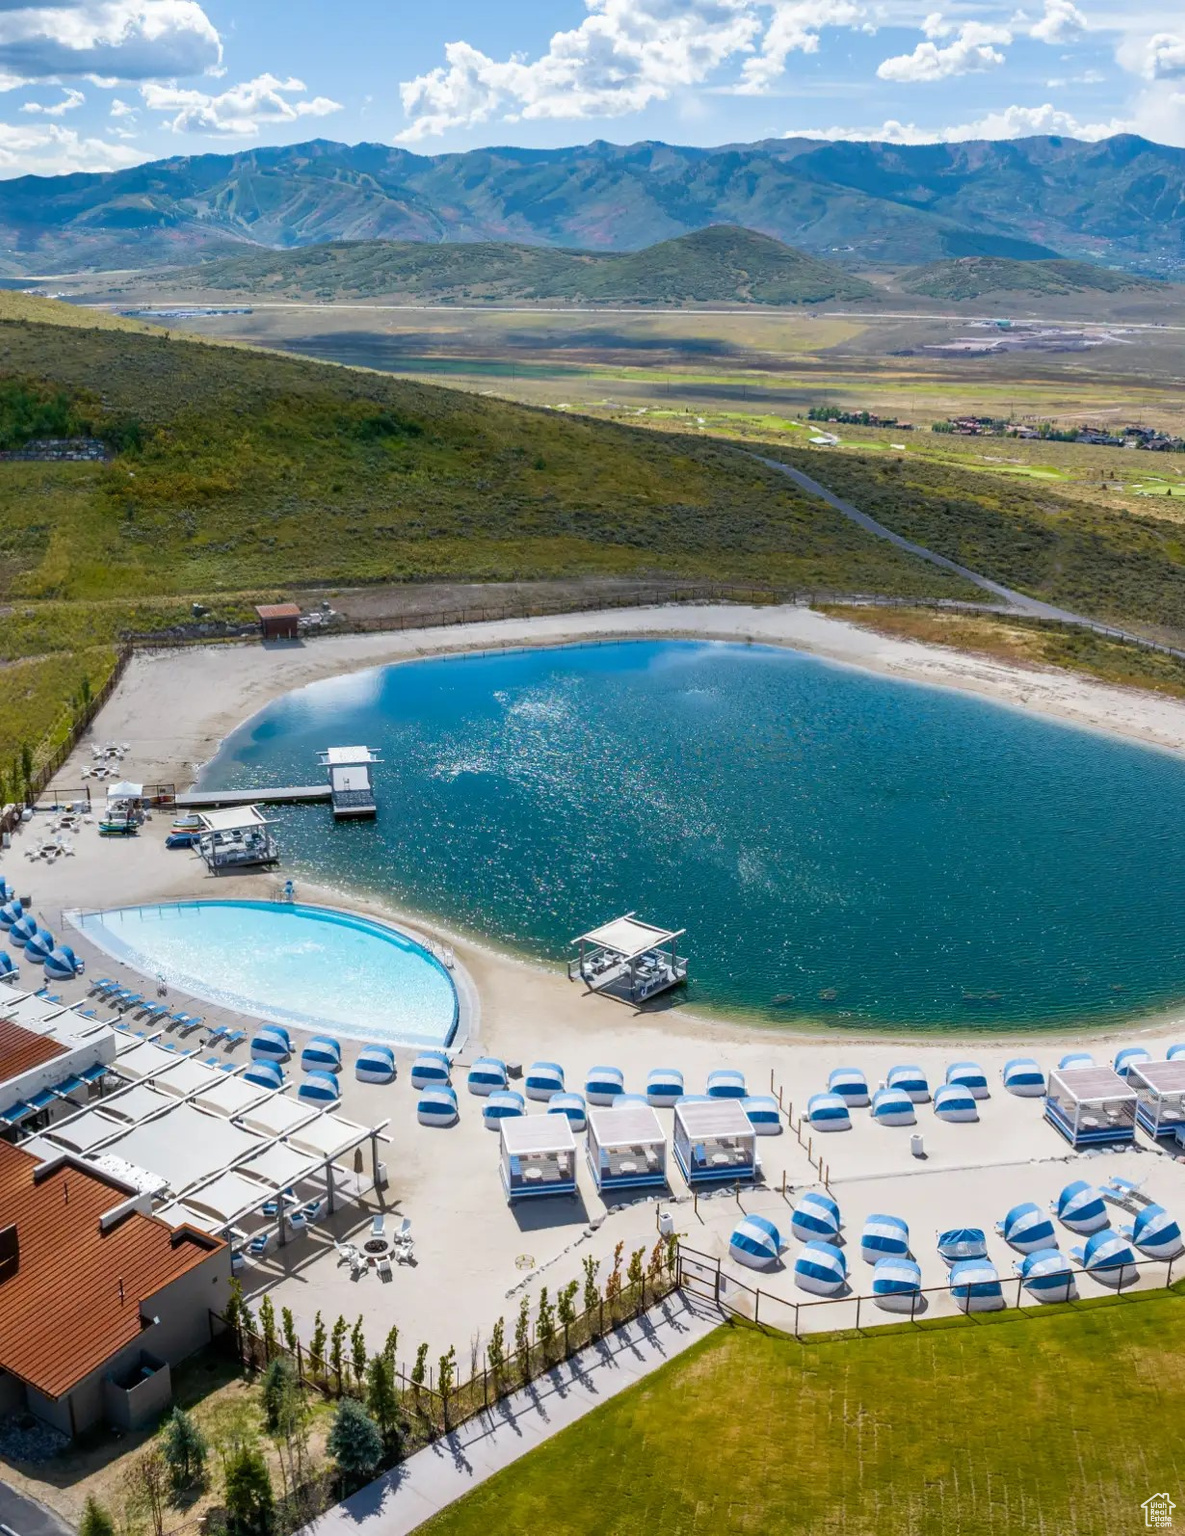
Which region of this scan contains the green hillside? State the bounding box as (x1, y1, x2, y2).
(113, 227, 876, 307)
(899, 256, 1157, 302)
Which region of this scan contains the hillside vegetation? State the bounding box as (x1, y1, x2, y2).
(899, 256, 1158, 302)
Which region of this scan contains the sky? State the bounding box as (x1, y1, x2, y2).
(0, 0, 1182, 179)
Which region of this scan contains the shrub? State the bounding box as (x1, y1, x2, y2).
(160, 1407, 208, 1491)
(326, 1397, 383, 1484)
(223, 1444, 276, 1536)
(79, 1497, 115, 1536)
(261, 1356, 298, 1434)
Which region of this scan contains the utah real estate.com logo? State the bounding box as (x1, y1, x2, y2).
(1143, 1494, 1176, 1529)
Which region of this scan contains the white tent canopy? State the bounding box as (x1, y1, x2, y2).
(105, 780, 144, 801)
(573, 915, 684, 962)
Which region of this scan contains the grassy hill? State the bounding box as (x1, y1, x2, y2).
(109, 227, 877, 307)
(899, 256, 1159, 302)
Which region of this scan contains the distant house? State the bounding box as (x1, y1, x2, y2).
(254, 602, 302, 641)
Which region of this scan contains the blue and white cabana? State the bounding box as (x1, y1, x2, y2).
(674, 1098, 757, 1183)
(1053, 1180, 1109, 1234)
(355, 1044, 396, 1084)
(298, 1069, 340, 1105)
(482, 1090, 525, 1129)
(729, 1215, 782, 1271)
(612, 1093, 649, 1108)
(872, 1257, 923, 1311)
(1058, 1052, 1094, 1070)
(742, 1096, 782, 1135)
(827, 1067, 870, 1107)
(10, 915, 38, 948)
(1167, 1044, 1185, 1062)
(1016, 1248, 1075, 1302)
(0, 952, 15, 981)
(251, 1027, 292, 1063)
(525, 1061, 565, 1101)
(794, 1241, 847, 1296)
(807, 1092, 851, 1132)
(707, 1068, 747, 1100)
(43, 945, 82, 981)
(411, 1051, 451, 1090)
(585, 1065, 625, 1105)
(1113, 1046, 1152, 1080)
(467, 1057, 508, 1097)
(886, 1064, 929, 1103)
(587, 1103, 667, 1191)
(945, 1061, 989, 1099)
(870, 1087, 915, 1126)
(997, 1201, 1057, 1253)
(0, 876, 9, 903)
(418, 1085, 459, 1126)
(548, 1092, 587, 1132)
(932, 1084, 978, 1123)
(861, 1214, 910, 1264)
(1002, 1057, 1046, 1097)
(24, 928, 55, 964)
(244, 1060, 284, 1091)
(1129, 1059, 1185, 1140)
(501, 1114, 577, 1202)
(791, 1190, 841, 1243)
(1045, 1065, 1136, 1147)
(937, 1227, 987, 1263)
(1123, 1203, 1183, 1259)
(950, 1259, 1004, 1311)
(1073, 1229, 1137, 1286)
(646, 1068, 684, 1107)
(0, 899, 22, 931)
(301, 1036, 342, 1073)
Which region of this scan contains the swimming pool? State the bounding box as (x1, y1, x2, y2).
(73, 900, 459, 1048)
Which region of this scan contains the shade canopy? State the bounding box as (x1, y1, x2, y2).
(729, 1214, 781, 1270)
(411, 1051, 451, 1089)
(24, 928, 55, 963)
(933, 1084, 978, 1122)
(807, 1092, 851, 1131)
(585, 1065, 625, 1105)
(297, 1069, 340, 1104)
(251, 1028, 291, 1062)
(886, 1065, 929, 1102)
(1018, 1248, 1075, 1299)
(572, 915, 683, 961)
(243, 1060, 284, 1091)
(548, 1092, 587, 1131)
(1055, 1181, 1109, 1233)
(0, 900, 22, 930)
(872, 1257, 921, 1296)
(937, 1227, 987, 1262)
(794, 1241, 847, 1295)
(9, 915, 38, 947)
(827, 1067, 870, 1107)
(467, 1057, 508, 1096)
(525, 1061, 565, 1101)
(301, 1036, 342, 1071)
(945, 1061, 989, 1098)
(742, 1095, 781, 1134)
(418, 1085, 459, 1126)
(1079, 1230, 1136, 1273)
(706, 1068, 746, 1099)
(482, 1090, 525, 1127)
(1002, 1057, 1045, 1096)
(950, 1260, 1002, 1300)
(1113, 1047, 1152, 1079)
(0, 951, 15, 978)
(871, 1087, 915, 1125)
(1167, 1044, 1185, 1062)
(646, 1068, 684, 1106)
(355, 1044, 396, 1084)
(43, 946, 81, 980)
(1058, 1052, 1094, 1070)
(861, 1214, 910, 1261)
(999, 1201, 1057, 1253)
(791, 1190, 841, 1242)
(1130, 1204, 1182, 1258)
(0, 876, 9, 903)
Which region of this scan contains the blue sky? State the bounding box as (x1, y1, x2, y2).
(0, 1, 1181, 178)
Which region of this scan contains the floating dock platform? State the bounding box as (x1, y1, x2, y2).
(176, 786, 330, 810)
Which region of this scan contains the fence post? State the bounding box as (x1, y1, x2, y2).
(855, 1294, 861, 1332)
(794, 1301, 800, 1339)
(754, 1287, 760, 1327)
(1017, 1275, 1024, 1309)
(1169, 1254, 1175, 1290)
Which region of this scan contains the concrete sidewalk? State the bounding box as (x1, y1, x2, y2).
(304, 1289, 722, 1536)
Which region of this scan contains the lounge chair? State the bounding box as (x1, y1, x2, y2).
(118, 993, 145, 1011)
(222, 1029, 246, 1048)
(141, 1003, 170, 1023)
(246, 1231, 273, 1261)
(301, 1197, 325, 1224)
(205, 1025, 229, 1044)
(334, 1241, 358, 1266)
(371, 1212, 385, 1238)
(377, 1254, 392, 1281)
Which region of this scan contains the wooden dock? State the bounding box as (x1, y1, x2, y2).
(175, 785, 331, 810)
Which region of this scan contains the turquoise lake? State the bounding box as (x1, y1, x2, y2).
(200, 640, 1185, 1033)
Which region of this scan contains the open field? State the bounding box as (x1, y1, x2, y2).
(421, 1295, 1185, 1536)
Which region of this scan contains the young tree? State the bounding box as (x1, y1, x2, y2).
(627, 1246, 646, 1307)
(605, 1242, 624, 1311)
(224, 1277, 252, 1341)
(223, 1445, 276, 1536)
(514, 1296, 531, 1382)
(329, 1315, 349, 1392)
(261, 1356, 298, 1434)
(124, 1446, 168, 1536)
(258, 1295, 277, 1361)
(267, 1358, 311, 1505)
(436, 1345, 456, 1431)
(410, 1341, 429, 1415)
(19, 742, 33, 802)
(160, 1407, 208, 1493)
(79, 1497, 116, 1536)
(326, 1398, 383, 1487)
(350, 1315, 367, 1392)
(365, 1352, 401, 1446)
(487, 1316, 505, 1393)
(382, 1325, 399, 1369)
(647, 1238, 667, 1300)
(310, 1311, 327, 1380)
(535, 1288, 555, 1364)
(557, 1279, 579, 1355)
(581, 1254, 600, 1316)
(281, 1306, 298, 1357)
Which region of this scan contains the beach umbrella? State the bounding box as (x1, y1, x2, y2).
(1075, 1229, 1137, 1286)
(861, 1214, 910, 1264)
(932, 1083, 978, 1123)
(525, 1060, 564, 1101)
(1054, 1180, 1109, 1234)
(244, 1060, 284, 1091)
(585, 1065, 625, 1105)
(1058, 1052, 1094, 1071)
(807, 1092, 851, 1132)
(467, 1057, 508, 1097)
(355, 1044, 396, 1084)
(886, 1064, 930, 1102)
(251, 1027, 292, 1063)
(0, 951, 15, 981)
(411, 1051, 451, 1091)
(24, 928, 55, 965)
(297, 1069, 340, 1105)
(827, 1067, 870, 1107)
(300, 1036, 342, 1073)
(729, 1215, 782, 1271)
(482, 1090, 525, 1129)
(645, 1067, 684, 1107)
(548, 1092, 587, 1132)
(791, 1190, 841, 1242)
(1017, 1248, 1075, 1302)
(945, 1061, 989, 1100)
(870, 1087, 915, 1126)
(742, 1095, 782, 1135)
(794, 1241, 847, 1296)
(418, 1085, 459, 1127)
(707, 1068, 747, 1099)
(950, 1259, 1003, 1311)
(998, 1201, 1057, 1254)
(872, 1257, 922, 1310)
(937, 1227, 987, 1263)
(43, 946, 81, 981)
(1127, 1204, 1183, 1259)
(0, 899, 22, 931)
(9, 914, 37, 949)
(1002, 1057, 1046, 1097)
(1113, 1047, 1152, 1080)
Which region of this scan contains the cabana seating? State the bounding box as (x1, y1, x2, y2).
(791, 1191, 841, 1243)
(794, 1241, 847, 1296)
(482, 1090, 525, 1129)
(741, 1096, 782, 1135)
(827, 1068, 870, 1108)
(251, 1027, 292, 1063)
(932, 1084, 978, 1123)
(937, 1227, 987, 1264)
(1002, 1057, 1045, 1097)
(1053, 1180, 1109, 1234)
(729, 1215, 782, 1271)
(586, 1103, 667, 1192)
(0, 899, 23, 930)
(467, 1057, 508, 1097)
(886, 1064, 929, 1103)
(585, 1065, 625, 1106)
(674, 1098, 757, 1184)
(418, 1085, 459, 1127)
(411, 1051, 451, 1091)
(355, 1044, 396, 1084)
(1016, 1248, 1075, 1302)
(244, 1060, 284, 1091)
(870, 1087, 915, 1126)
(1167, 1044, 1185, 1062)
(25, 928, 55, 964)
(1044, 1066, 1137, 1147)
(547, 1092, 588, 1132)
(1123, 1204, 1183, 1259)
(0, 951, 15, 981)
(1072, 1230, 1138, 1287)
(301, 1036, 342, 1073)
(298, 1069, 340, 1105)
(950, 1259, 1003, 1311)
(861, 1214, 910, 1264)
(10, 915, 37, 947)
(997, 1201, 1057, 1254)
(646, 1068, 684, 1107)
(807, 1092, 851, 1132)
(706, 1068, 747, 1100)
(525, 1061, 565, 1101)
(501, 1114, 577, 1202)
(44, 945, 83, 981)
(945, 1061, 989, 1100)
(872, 1257, 922, 1311)
(1129, 1060, 1185, 1139)
(1113, 1046, 1152, 1080)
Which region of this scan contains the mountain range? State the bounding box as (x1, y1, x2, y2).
(3, 133, 1185, 278)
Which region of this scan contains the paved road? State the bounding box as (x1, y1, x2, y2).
(0, 1482, 74, 1536)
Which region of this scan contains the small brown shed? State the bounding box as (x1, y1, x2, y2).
(254, 602, 301, 641)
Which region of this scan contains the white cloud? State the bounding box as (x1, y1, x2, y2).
(1128, 33, 1185, 81)
(109, 95, 136, 117)
(876, 19, 1011, 82)
(1029, 0, 1086, 45)
(0, 2, 221, 89)
(789, 101, 1130, 143)
(141, 72, 343, 136)
(397, 0, 864, 140)
(20, 87, 85, 115)
(0, 119, 143, 175)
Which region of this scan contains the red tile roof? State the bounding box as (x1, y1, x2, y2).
(254, 603, 301, 620)
(0, 1142, 222, 1399)
(0, 1018, 66, 1084)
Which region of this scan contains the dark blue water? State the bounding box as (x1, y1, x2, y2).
(200, 640, 1185, 1032)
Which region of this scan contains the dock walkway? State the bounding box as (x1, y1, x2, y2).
(175, 786, 330, 810)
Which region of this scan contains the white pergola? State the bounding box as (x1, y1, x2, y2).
(673, 1098, 757, 1185)
(500, 1114, 577, 1201)
(568, 913, 688, 1004)
(1044, 1065, 1137, 1147)
(586, 1103, 667, 1191)
(197, 805, 279, 871)
(1130, 1059, 1185, 1140)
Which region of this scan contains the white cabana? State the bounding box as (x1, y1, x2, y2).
(741, 1096, 782, 1135)
(950, 1259, 1004, 1312)
(525, 1061, 565, 1101)
(1124, 1203, 1182, 1258)
(585, 1065, 625, 1105)
(932, 1083, 978, 1123)
(1129, 1059, 1185, 1139)
(355, 1044, 396, 1084)
(1002, 1057, 1045, 1097)
(1044, 1065, 1137, 1147)
(996, 1201, 1056, 1253)
(870, 1087, 915, 1126)
(1016, 1249, 1075, 1302)
(807, 1092, 851, 1132)
(243, 1061, 284, 1092)
(872, 1257, 922, 1311)
(500, 1113, 577, 1201)
(1113, 1046, 1152, 1080)
(861, 1214, 910, 1263)
(1053, 1180, 1109, 1234)
(945, 1061, 989, 1099)
(646, 1068, 684, 1107)
(791, 1191, 841, 1242)
(886, 1064, 929, 1102)
(673, 1098, 756, 1184)
(297, 1070, 340, 1106)
(467, 1057, 508, 1096)
(418, 1085, 459, 1126)
(547, 1092, 587, 1132)
(301, 1036, 342, 1073)
(794, 1241, 847, 1296)
(729, 1215, 782, 1270)
(251, 1027, 291, 1063)
(706, 1068, 747, 1100)
(1058, 1052, 1094, 1070)
(827, 1067, 870, 1107)
(482, 1090, 525, 1129)
(1072, 1230, 1138, 1288)
(410, 1051, 451, 1090)
(587, 1103, 667, 1191)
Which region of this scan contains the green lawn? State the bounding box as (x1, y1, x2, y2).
(422, 1293, 1185, 1536)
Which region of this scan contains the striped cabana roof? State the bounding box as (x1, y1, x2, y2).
(418, 1085, 459, 1126)
(949, 1259, 1002, 1305)
(301, 1036, 342, 1072)
(998, 1201, 1056, 1253)
(861, 1214, 910, 1262)
(791, 1190, 841, 1242)
(10, 915, 38, 948)
(525, 1061, 565, 1101)
(547, 1092, 587, 1131)
(297, 1069, 340, 1105)
(1128, 1204, 1182, 1258)
(244, 1060, 284, 1091)
(794, 1241, 847, 1295)
(1017, 1248, 1075, 1300)
(646, 1068, 684, 1106)
(1077, 1230, 1136, 1278)
(872, 1257, 922, 1296)
(937, 1227, 987, 1263)
(0, 899, 23, 930)
(43, 946, 81, 981)
(467, 1057, 508, 1096)
(729, 1214, 781, 1270)
(1054, 1180, 1109, 1233)
(24, 928, 55, 964)
(945, 1061, 989, 1098)
(1167, 1044, 1185, 1062)
(827, 1067, 870, 1107)
(355, 1044, 396, 1084)
(251, 1027, 292, 1063)
(886, 1064, 929, 1102)
(742, 1096, 782, 1135)
(411, 1050, 451, 1090)
(1058, 1052, 1094, 1070)
(1002, 1057, 1045, 1096)
(807, 1092, 851, 1131)
(932, 1083, 978, 1122)
(870, 1087, 915, 1125)
(706, 1068, 747, 1100)
(612, 1093, 649, 1107)
(482, 1090, 525, 1128)
(1113, 1046, 1152, 1080)
(0, 876, 9, 903)
(585, 1066, 625, 1105)
(0, 952, 14, 980)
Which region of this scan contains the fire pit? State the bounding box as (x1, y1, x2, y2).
(363, 1236, 392, 1263)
